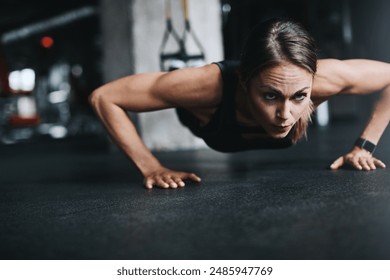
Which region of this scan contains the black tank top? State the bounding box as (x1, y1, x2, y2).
(176, 60, 293, 152)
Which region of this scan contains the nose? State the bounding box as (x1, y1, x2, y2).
(276, 101, 291, 121)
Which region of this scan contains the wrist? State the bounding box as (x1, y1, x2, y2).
(138, 160, 164, 177)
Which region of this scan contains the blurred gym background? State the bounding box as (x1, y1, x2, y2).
(0, 0, 389, 150)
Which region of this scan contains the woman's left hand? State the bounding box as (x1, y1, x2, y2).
(330, 146, 386, 171)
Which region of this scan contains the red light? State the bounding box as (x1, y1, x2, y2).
(41, 36, 54, 48)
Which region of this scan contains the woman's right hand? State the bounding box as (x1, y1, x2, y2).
(143, 167, 202, 189)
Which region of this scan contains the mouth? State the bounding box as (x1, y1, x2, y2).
(271, 123, 293, 134)
(273, 123, 293, 129)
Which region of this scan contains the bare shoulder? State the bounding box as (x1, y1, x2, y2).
(153, 63, 223, 108)
(313, 58, 390, 106)
(92, 63, 222, 113)
(312, 59, 351, 102)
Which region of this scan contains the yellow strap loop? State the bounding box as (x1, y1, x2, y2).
(165, 0, 172, 19)
(181, 0, 189, 21)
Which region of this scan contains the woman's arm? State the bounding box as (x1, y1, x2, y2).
(313, 59, 390, 170)
(89, 64, 221, 188)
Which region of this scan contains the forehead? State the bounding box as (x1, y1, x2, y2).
(252, 63, 313, 92)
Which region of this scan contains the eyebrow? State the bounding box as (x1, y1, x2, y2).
(258, 85, 310, 97)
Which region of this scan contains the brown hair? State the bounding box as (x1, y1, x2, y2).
(239, 19, 317, 143)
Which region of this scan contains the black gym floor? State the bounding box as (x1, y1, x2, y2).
(1, 120, 390, 260)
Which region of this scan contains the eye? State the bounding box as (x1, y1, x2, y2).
(263, 92, 277, 101)
(294, 93, 307, 101)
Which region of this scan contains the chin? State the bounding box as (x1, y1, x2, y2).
(271, 133, 289, 139)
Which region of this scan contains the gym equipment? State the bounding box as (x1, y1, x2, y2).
(159, 0, 206, 71)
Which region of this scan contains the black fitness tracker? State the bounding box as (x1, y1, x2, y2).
(354, 137, 376, 154)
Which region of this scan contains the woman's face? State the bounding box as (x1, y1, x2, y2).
(247, 63, 313, 138)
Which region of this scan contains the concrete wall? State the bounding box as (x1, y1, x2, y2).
(99, 0, 134, 83)
(132, 0, 224, 150)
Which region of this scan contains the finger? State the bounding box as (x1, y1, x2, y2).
(184, 173, 202, 183)
(373, 159, 386, 168)
(359, 158, 371, 171)
(172, 177, 185, 187)
(352, 158, 363, 170)
(144, 178, 154, 189)
(330, 156, 344, 170)
(164, 177, 178, 189)
(367, 158, 376, 170)
(156, 178, 169, 189)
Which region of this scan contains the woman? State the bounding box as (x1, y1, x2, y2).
(90, 19, 389, 189)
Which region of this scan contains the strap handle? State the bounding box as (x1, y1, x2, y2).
(159, 0, 206, 70)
